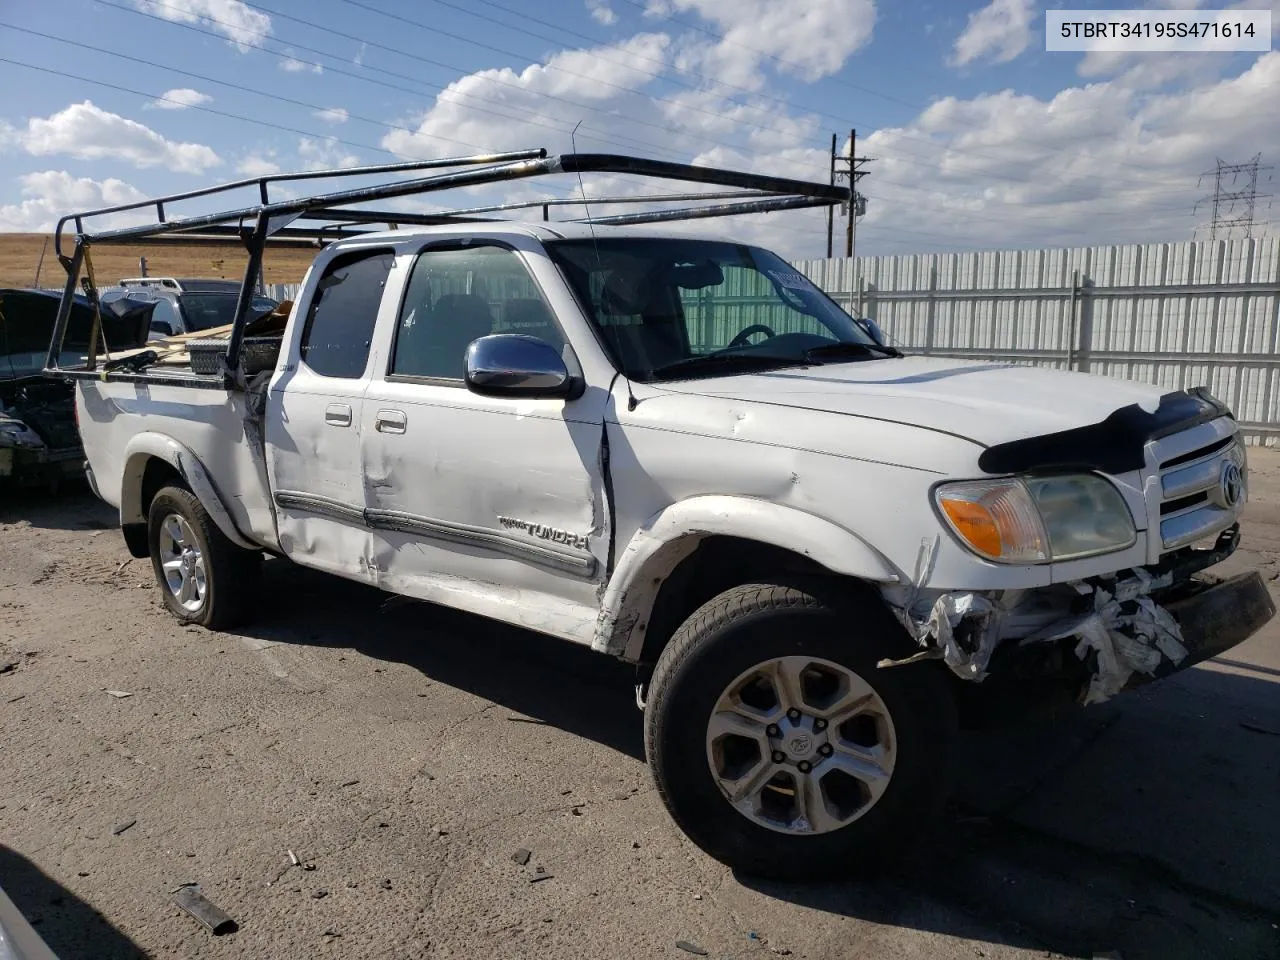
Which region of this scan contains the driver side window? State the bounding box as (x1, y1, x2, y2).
(678, 265, 833, 353)
(390, 245, 565, 382)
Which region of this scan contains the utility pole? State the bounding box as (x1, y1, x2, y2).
(826, 133, 837, 258)
(830, 129, 873, 260)
(1194, 154, 1273, 240)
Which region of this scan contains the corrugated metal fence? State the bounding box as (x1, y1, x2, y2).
(796, 238, 1280, 439)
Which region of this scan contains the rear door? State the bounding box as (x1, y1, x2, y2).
(358, 239, 608, 640)
(265, 247, 396, 581)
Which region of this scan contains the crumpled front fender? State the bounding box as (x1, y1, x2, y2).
(593, 495, 903, 660)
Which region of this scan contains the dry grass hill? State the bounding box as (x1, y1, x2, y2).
(0, 233, 315, 289)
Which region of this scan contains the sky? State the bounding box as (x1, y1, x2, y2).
(0, 0, 1277, 260)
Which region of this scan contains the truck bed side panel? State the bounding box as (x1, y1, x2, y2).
(76, 380, 276, 548)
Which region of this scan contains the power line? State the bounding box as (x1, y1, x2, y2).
(118, 0, 1233, 199)
(93, 0, 696, 162)
(321, 0, 836, 148)
(0, 55, 488, 163)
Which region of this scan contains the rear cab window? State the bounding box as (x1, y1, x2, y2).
(299, 249, 396, 379)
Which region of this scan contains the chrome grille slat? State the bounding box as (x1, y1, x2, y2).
(1153, 427, 1244, 552)
(1161, 457, 1223, 500)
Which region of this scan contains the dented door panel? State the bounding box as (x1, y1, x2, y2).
(359, 381, 608, 613)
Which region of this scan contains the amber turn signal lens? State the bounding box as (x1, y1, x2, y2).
(939, 499, 1003, 558)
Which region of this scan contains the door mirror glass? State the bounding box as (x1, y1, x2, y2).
(465, 334, 577, 398)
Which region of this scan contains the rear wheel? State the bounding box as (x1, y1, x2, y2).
(644, 582, 956, 880)
(147, 485, 259, 629)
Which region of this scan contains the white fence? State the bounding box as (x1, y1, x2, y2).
(796, 238, 1280, 439)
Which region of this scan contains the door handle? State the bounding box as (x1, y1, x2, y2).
(324, 403, 352, 427)
(375, 409, 407, 434)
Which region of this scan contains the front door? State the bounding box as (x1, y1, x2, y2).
(359, 240, 607, 642)
(265, 247, 396, 581)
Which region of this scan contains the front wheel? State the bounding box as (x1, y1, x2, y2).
(147, 485, 260, 629)
(644, 583, 956, 880)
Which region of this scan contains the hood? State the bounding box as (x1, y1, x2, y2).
(652, 355, 1170, 448)
(0, 289, 153, 382)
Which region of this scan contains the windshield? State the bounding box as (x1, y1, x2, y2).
(547, 238, 882, 381)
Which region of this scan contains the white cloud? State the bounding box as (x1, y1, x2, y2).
(13, 101, 221, 174)
(354, 42, 367, 66)
(657, 0, 875, 86)
(0, 171, 149, 232)
(279, 50, 323, 74)
(1078, 0, 1280, 80)
(145, 88, 213, 110)
(588, 0, 618, 24)
(297, 136, 361, 170)
(313, 107, 349, 125)
(236, 156, 281, 177)
(383, 34, 672, 160)
(852, 52, 1280, 254)
(950, 0, 1036, 67)
(132, 0, 270, 52)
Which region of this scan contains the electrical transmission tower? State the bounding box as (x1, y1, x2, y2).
(826, 130, 873, 259)
(1194, 154, 1274, 241)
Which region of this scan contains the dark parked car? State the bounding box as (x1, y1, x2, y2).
(0, 288, 152, 487)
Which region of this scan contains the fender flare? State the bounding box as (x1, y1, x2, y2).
(592, 495, 903, 660)
(119, 433, 259, 551)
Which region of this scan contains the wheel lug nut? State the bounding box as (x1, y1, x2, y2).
(814, 718, 827, 731)
(766, 724, 780, 737)
(771, 750, 786, 764)
(786, 708, 801, 721)
(797, 761, 811, 773)
(818, 744, 833, 757)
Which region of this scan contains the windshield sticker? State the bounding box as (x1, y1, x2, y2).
(767, 269, 810, 290)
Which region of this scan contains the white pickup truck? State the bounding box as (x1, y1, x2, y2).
(49, 153, 1274, 880)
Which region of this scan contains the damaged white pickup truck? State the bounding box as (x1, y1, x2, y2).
(48, 152, 1274, 880)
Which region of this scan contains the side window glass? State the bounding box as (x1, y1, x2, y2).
(391, 245, 564, 381)
(299, 249, 394, 378)
(149, 299, 179, 335)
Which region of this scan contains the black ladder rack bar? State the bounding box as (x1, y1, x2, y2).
(52, 149, 549, 257)
(47, 149, 851, 384)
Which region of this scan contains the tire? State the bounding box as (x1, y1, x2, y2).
(146, 485, 260, 629)
(644, 582, 956, 881)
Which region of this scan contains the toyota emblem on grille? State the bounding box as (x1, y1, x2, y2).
(1216, 460, 1244, 509)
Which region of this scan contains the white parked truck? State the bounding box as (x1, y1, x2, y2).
(47, 152, 1274, 879)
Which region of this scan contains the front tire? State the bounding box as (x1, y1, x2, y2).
(644, 582, 956, 880)
(147, 485, 259, 629)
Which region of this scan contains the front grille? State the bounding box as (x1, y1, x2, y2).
(1155, 433, 1244, 552)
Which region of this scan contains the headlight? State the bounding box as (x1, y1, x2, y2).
(935, 474, 1135, 564)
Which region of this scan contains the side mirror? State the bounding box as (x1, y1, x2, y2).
(465, 334, 581, 399)
(854, 317, 885, 346)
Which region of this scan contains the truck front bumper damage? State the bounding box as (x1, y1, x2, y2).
(884, 532, 1275, 706)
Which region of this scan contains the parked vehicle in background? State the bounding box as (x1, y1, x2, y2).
(104, 277, 277, 338)
(48, 151, 1276, 880)
(0, 288, 151, 488)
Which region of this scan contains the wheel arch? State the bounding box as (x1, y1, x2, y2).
(593, 496, 904, 663)
(119, 433, 258, 556)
